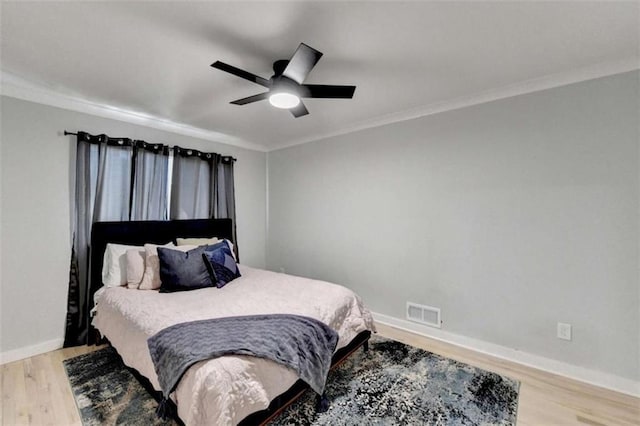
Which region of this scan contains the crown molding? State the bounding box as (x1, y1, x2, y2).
(2, 57, 638, 153)
(0, 71, 268, 152)
(269, 57, 640, 151)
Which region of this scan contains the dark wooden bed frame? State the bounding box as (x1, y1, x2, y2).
(89, 219, 371, 425)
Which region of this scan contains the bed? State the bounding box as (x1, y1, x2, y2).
(89, 219, 375, 425)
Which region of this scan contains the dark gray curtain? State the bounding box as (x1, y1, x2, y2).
(64, 133, 134, 347)
(171, 147, 238, 258)
(213, 155, 237, 252)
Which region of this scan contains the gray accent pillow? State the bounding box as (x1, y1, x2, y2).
(157, 245, 214, 293)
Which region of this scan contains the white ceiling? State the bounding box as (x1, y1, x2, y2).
(1, 1, 638, 151)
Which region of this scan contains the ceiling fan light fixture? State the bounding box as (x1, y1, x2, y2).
(269, 92, 300, 109)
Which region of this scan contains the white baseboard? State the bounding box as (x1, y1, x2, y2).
(0, 338, 64, 365)
(372, 312, 640, 398)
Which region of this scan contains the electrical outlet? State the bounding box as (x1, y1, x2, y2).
(279, 267, 286, 273)
(557, 322, 572, 341)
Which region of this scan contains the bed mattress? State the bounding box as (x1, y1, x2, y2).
(93, 265, 375, 425)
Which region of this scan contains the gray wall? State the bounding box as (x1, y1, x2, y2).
(267, 71, 639, 380)
(0, 96, 267, 353)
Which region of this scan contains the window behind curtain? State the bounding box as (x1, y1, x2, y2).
(131, 144, 170, 220)
(93, 144, 133, 221)
(170, 154, 211, 219)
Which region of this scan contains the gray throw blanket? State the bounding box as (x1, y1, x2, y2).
(147, 314, 339, 418)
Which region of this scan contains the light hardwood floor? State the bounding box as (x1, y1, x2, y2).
(1, 324, 638, 425)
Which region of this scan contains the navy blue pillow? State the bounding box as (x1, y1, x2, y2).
(157, 246, 214, 293)
(202, 241, 241, 288)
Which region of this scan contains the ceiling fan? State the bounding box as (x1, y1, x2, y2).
(211, 43, 356, 118)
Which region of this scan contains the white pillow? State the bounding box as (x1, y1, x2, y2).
(176, 237, 219, 246)
(102, 243, 143, 287)
(175, 236, 236, 260)
(138, 243, 197, 290)
(125, 248, 146, 289)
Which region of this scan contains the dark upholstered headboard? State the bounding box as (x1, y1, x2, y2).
(88, 219, 234, 341)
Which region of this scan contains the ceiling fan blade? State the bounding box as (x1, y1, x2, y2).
(230, 92, 270, 105)
(282, 43, 323, 84)
(211, 61, 270, 88)
(290, 101, 309, 118)
(301, 84, 356, 99)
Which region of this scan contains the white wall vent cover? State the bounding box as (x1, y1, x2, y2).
(406, 302, 441, 328)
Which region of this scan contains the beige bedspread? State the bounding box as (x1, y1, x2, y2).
(93, 265, 375, 425)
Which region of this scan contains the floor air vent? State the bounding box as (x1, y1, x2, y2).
(406, 302, 441, 328)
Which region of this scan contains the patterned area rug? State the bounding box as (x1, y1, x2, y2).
(63, 336, 519, 425)
(63, 347, 175, 426)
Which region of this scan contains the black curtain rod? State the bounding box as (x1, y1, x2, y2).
(63, 130, 237, 162)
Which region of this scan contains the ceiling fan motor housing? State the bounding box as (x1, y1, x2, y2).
(270, 75, 301, 96)
(272, 59, 290, 77)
